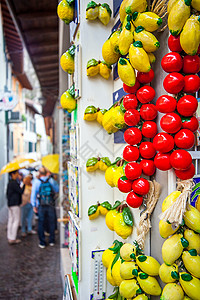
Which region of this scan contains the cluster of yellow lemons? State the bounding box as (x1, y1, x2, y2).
(159, 191, 200, 300)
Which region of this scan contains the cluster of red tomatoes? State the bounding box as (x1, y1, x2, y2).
(117, 71, 158, 208)
(153, 34, 200, 180)
(117, 35, 200, 209)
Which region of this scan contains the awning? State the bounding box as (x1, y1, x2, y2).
(4, 0, 59, 116)
(1, 0, 32, 90)
(25, 99, 40, 115)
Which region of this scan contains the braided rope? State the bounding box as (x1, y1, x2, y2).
(136, 180, 161, 249)
(159, 179, 194, 227)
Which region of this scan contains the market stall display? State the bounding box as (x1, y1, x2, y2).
(57, 0, 200, 298)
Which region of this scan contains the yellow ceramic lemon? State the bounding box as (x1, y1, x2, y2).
(102, 247, 116, 268)
(160, 283, 184, 300)
(99, 61, 112, 79)
(162, 191, 181, 212)
(57, 0, 74, 24)
(134, 26, 160, 52)
(87, 59, 99, 76)
(114, 213, 133, 239)
(125, 0, 147, 15)
(184, 204, 200, 233)
(102, 39, 121, 65)
(179, 272, 200, 300)
(184, 228, 200, 254)
(136, 255, 160, 276)
(86, 1, 99, 20)
(83, 105, 97, 121)
(120, 243, 136, 261)
(132, 11, 162, 32)
(118, 58, 136, 86)
(180, 15, 200, 56)
(159, 263, 179, 283)
(60, 90, 76, 113)
(119, 278, 139, 298)
(119, 23, 134, 55)
(182, 250, 200, 278)
(162, 234, 186, 265)
(168, 0, 191, 36)
(112, 259, 123, 286)
(98, 3, 112, 26)
(105, 209, 119, 231)
(129, 41, 151, 73)
(159, 219, 179, 239)
(137, 272, 162, 296)
(120, 261, 138, 279)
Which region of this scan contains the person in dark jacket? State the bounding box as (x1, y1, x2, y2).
(7, 170, 25, 244)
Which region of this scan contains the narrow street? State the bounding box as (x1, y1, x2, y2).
(0, 218, 63, 300)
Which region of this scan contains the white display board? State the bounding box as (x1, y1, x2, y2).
(63, 275, 73, 300)
(68, 162, 81, 217)
(69, 211, 81, 283)
(74, 44, 81, 99)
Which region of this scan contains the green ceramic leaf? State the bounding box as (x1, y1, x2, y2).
(86, 157, 98, 167)
(88, 205, 98, 216)
(123, 206, 133, 227)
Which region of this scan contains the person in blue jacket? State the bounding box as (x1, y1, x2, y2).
(31, 166, 59, 248)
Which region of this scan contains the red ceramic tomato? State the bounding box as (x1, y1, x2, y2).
(124, 109, 140, 126)
(132, 178, 150, 195)
(137, 69, 155, 84)
(123, 80, 140, 94)
(118, 176, 133, 193)
(163, 72, 184, 94)
(136, 86, 156, 103)
(177, 95, 198, 117)
(170, 149, 192, 170)
(140, 104, 157, 120)
(153, 132, 174, 153)
(123, 145, 140, 162)
(161, 52, 183, 73)
(124, 127, 142, 145)
(182, 55, 200, 74)
(156, 95, 177, 113)
(141, 121, 157, 138)
(140, 159, 156, 176)
(160, 113, 182, 134)
(123, 94, 138, 110)
(174, 129, 195, 149)
(182, 116, 199, 132)
(168, 35, 182, 52)
(175, 164, 195, 180)
(183, 75, 200, 94)
(139, 142, 156, 159)
(126, 191, 143, 208)
(125, 162, 142, 180)
(154, 152, 172, 171)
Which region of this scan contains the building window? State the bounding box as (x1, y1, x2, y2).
(16, 81, 19, 96)
(17, 138, 20, 154)
(10, 131, 13, 150)
(28, 142, 32, 153)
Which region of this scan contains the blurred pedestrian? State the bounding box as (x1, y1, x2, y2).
(17, 171, 24, 186)
(31, 167, 59, 248)
(21, 174, 36, 237)
(7, 170, 25, 244)
(44, 169, 58, 236)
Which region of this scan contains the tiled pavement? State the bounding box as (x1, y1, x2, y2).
(0, 220, 63, 300)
